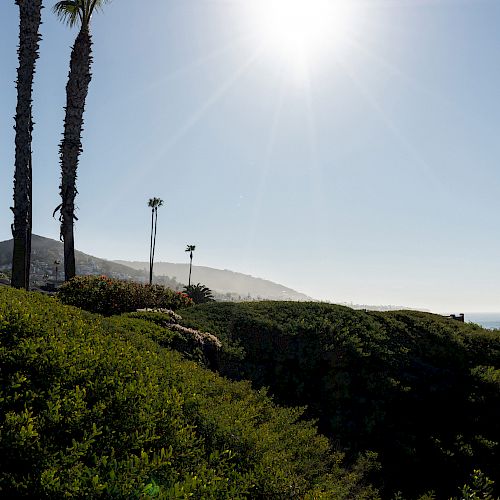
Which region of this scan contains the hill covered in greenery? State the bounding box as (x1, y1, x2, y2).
(0, 286, 378, 498)
(0, 235, 312, 300)
(179, 302, 500, 498)
(0, 234, 149, 283)
(2, 281, 499, 498)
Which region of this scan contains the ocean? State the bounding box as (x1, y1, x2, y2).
(465, 313, 500, 330)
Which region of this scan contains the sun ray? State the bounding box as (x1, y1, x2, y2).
(334, 51, 452, 201)
(135, 33, 259, 100)
(96, 33, 260, 165)
(245, 71, 288, 254)
(303, 65, 328, 232)
(106, 46, 263, 208)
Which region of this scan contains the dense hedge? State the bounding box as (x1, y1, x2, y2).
(179, 301, 500, 498)
(57, 275, 193, 315)
(0, 287, 379, 498)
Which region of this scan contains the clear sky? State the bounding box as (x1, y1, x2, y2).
(1, 0, 500, 312)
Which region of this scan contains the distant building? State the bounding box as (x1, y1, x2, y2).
(445, 313, 464, 322)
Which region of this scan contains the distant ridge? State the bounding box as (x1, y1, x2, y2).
(115, 261, 314, 301)
(0, 235, 313, 300)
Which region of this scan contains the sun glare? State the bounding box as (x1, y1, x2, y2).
(250, 0, 358, 73)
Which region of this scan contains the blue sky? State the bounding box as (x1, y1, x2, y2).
(1, 0, 500, 312)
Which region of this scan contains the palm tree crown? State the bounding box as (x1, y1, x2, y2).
(183, 283, 214, 304)
(53, 0, 110, 28)
(148, 197, 164, 210)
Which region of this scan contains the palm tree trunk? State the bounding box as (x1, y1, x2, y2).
(11, 0, 41, 290)
(25, 150, 33, 288)
(188, 253, 192, 287)
(59, 27, 93, 281)
(149, 208, 154, 285)
(151, 208, 158, 285)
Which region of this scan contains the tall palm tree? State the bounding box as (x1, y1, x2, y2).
(53, 0, 111, 281)
(11, 0, 42, 290)
(185, 244, 196, 287)
(148, 197, 163, 285)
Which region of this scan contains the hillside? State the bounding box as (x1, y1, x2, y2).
(179, 301, 500, 498)
(0, 235, 312, 300)
(0, 234, 147, 283)
(116, 260, 313, 301)
(4, 276, 498, 497)
(0, 286, 378, 498)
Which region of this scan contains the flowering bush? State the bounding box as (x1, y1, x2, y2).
(58, 275, 193, 315)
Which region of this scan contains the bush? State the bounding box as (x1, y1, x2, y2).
(0, 287, 379, 498)
(179, 302, 500, 498)
(112, 311, 222, 369)
(57, 275, 192, 315)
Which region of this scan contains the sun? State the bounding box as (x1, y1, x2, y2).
(250, 0, 358, 72)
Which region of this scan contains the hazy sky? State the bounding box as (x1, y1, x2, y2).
(1, 0, 500, 312)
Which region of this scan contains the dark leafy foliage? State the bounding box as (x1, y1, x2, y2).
(179, 301, 500, 498)
(183, 283, 215, 304)
(57, 275, 193, 315)
(114, 311, 222, 369)
(453, 469, 498, 500)
(0, 287, 379, 498)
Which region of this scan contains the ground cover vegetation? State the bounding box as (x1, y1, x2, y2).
(178, 301, 500, 499)
(1, 286, 382, 498)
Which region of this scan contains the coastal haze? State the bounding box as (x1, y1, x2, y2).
(1, 234, 499, 329)
(0, 235, 311, 301)
(115, 260, 312, 301)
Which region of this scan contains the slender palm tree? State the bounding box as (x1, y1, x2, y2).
(11, 0, 42, 290)
(53, 0, 111, 281)
(185, 244, 196, 287)
(148, 197, 163, 285)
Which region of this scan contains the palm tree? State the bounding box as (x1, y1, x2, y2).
(183, 283, 214, 304)
(11, 0, 42, 290)
(185, 244, 196, 286)
(148, 197, 163, 285)
(53, 0, 111, 281)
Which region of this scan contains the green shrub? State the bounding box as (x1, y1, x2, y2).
(57, 275, 193, 315)
(120, 310, 244, 370)
(453, 469, 498, 500)
(179, 302, 500, 498)
(107, 312, 220, 368)
(0, 287, 378, 498)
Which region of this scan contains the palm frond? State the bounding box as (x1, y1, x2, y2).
(85, 0, 111, 26)
(54, 0, 112, 28)
(53, 1, 82, 27)
(148, 197, 164, 209)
